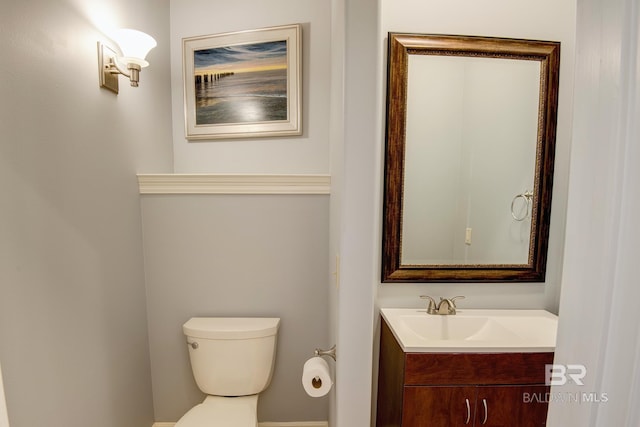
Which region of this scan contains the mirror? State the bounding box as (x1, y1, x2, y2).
(382, 34, 560, 282)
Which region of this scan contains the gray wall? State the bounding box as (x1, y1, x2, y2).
(0, 0, 173, 426)
(141, 194, 330, 422)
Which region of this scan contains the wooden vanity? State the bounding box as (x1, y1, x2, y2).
(376, 319, 554, 426)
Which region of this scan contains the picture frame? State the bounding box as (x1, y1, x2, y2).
(183, 24, 302, 140)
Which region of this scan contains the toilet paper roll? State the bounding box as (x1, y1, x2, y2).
(302, 356, 333, 397)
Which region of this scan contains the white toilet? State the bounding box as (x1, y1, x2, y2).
(176, 317, 281, 427)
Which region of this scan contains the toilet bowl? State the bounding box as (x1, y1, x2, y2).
(175, 317, 280, 427)
(175, 395, 258, 427)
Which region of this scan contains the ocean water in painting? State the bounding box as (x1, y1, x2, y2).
(194, 40, 288, 125)
(195, 69, 287, 125)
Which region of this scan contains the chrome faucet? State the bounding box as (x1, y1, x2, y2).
(420, 295, 465, 315)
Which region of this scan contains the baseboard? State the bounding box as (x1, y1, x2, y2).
(153, 422, 328, 427)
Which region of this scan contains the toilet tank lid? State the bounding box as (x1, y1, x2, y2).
(183, 317, 280, 340)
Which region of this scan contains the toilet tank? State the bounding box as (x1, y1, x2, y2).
(183, 317, 280, 396)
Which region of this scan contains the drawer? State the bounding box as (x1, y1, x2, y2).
(404, 352, 554, 385)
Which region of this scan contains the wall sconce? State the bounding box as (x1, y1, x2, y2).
(98, 29, 157, 94)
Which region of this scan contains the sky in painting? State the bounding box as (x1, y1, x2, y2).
(195, 40, 287, 74)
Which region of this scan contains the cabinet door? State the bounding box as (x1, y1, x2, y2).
(476, 385, 550, 427)
(402, 386, 477, 427)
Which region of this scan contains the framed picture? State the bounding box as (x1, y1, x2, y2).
(183, 24, 302, 140)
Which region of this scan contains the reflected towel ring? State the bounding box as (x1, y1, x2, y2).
(511, 190, 533, 221)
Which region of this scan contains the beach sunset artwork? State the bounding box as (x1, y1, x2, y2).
(183, 25, 301, 139)
(194, 40, 288, 125)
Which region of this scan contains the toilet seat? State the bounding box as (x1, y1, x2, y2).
(175, 395, 258, 427)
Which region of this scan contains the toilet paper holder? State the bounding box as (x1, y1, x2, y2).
(314, 345, 336, 361)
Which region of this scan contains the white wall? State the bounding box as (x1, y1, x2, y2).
(336, 0, 380, 425)
(328, 1, 345, 425)
(0, 0, 173, 426)
(169, 0, 332, 174)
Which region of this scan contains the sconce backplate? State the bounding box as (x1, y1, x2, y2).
(98, 42, 119, 94)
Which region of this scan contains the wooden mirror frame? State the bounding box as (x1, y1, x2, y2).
(382, 34, 560, 283)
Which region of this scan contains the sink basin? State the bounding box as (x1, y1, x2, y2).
(381, 308, 557, 353)
(400, 315, 521, 341)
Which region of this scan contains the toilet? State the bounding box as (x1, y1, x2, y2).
(176, 317, 280, 427)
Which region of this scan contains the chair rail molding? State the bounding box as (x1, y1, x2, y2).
(137, 174, 331, 195)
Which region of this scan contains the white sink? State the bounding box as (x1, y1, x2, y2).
(380, 308, 557, 353)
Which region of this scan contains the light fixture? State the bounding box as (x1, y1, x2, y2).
(98, 29, 157, 94)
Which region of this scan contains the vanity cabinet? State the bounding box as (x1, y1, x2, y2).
(377, 319, 553, 426)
